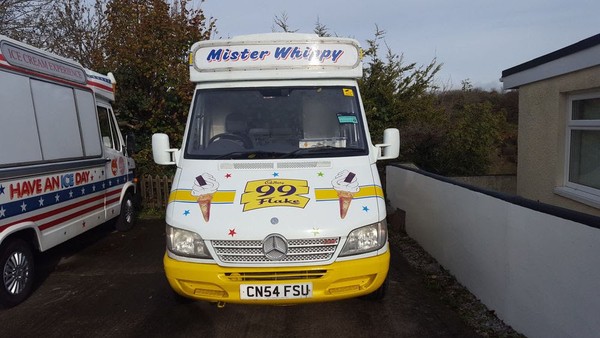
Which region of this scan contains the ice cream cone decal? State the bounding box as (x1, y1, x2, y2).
(196, 193, 213, 222)
(337, 191, 354, 219)
(192, 173, 219, 222)
(332, 170, 359, 219)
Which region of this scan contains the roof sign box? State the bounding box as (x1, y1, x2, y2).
(190, 34, 362, 81)
(85, 69, 115, 102)
(0, 40, 86, 85)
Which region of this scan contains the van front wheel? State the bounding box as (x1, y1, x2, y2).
(115, 192, 136, 232)
(0, 238, 35, 308)
(362, 275, 388, 301)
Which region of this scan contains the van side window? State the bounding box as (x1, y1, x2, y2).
(75, 89, 102, 157)
(31, 79, 84, 161)
(109, 108, 122, 152)
(97, 106, 121, 152)
(0, 70, 43, 166)
(0, 71, 104, 166)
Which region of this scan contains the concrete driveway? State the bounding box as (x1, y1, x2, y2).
(0, 218, 480, 337)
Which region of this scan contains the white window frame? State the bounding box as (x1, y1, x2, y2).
(555, 91, 600, 209)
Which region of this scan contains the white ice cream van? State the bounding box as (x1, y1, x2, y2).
(0, 35, 137, 307)
(152, 33, 399, 305)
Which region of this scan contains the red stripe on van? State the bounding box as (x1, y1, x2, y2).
(0, 61, 90, 90)
(38, 202, 106, 230)
(0, 187, 124, 233)
(87, 80, 113, 92)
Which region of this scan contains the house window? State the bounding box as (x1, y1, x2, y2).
(558, 92, 600, 207)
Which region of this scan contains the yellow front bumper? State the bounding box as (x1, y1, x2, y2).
(164, 250, 390, 304)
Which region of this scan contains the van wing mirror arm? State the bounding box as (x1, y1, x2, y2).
(167, 149, 179, 164)
(375, 128, 400, 161)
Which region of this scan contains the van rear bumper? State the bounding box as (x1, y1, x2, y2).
(164, 249, 390, 304)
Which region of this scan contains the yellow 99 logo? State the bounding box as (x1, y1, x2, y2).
(241, 179, 310, 211)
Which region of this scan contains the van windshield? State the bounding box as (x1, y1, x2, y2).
(185, 86, 368, 159)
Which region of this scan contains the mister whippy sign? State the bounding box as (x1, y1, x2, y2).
(193, 42, 360, 71)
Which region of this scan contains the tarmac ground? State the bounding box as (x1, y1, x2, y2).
(0, 218, 480, 338)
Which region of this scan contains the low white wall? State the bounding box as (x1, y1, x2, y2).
(386, 165, 600, 338)
(451, 175, 516, 194)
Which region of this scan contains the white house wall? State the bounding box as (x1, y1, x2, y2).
(386, 164, 600, 338)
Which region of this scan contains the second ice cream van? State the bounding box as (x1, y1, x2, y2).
(152, 32, 400, 305)
(0, 35, 137, 307)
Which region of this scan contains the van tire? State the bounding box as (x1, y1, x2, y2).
(0, 238, 35, 308)
(362, 275, 388, 301)
(115, 192, 136, 232)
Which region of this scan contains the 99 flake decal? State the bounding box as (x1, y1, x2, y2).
(241, 179, 309, 211)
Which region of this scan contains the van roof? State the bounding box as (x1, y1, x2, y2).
(0, 34, 114, 102)
(189, 32, 363, 82)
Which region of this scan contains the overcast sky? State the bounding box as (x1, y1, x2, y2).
(200, 0, 599, 91)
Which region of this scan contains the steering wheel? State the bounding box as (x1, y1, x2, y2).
(208, 133, 252, 148)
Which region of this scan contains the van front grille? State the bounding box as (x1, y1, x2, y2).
(211, 237, 340, 264)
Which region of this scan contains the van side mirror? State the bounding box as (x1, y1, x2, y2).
(152, 133, 178, 165)
(126, 132, 136, 155)
(375, 128, 400, 160)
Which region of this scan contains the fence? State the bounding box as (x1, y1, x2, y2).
(139, 175, 172, 209)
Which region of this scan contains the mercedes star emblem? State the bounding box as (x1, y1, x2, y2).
(263, 234, 288, 261)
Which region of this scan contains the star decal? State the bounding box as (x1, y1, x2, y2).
(228, 228, 237, 237)
(362, 206, 369, 212)
(317, 172, 324, 177)
(311, 227, 321, 237)
(20, 202, 27, 212)
(0, 185, 5, 195)
(183, 210, 190, 216)
(272, 172, 279, 177)
(0, 206, 6, 218)
(225, 173, 232, 179)
(38, 197, 45, 207)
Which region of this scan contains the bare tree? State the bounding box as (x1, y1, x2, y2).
(0, 0, 53, 44)
(0, 0, 106, 67)
(272, 11, 297, 33)
(42, 0, 108, 68)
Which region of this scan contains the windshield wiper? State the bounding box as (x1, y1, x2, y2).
(281, 146, 366, 158)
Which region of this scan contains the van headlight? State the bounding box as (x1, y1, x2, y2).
(166, 225, 212, 259)
(339, 220, 388, 257)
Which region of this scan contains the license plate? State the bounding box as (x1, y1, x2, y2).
(240, 283, 313, 300)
